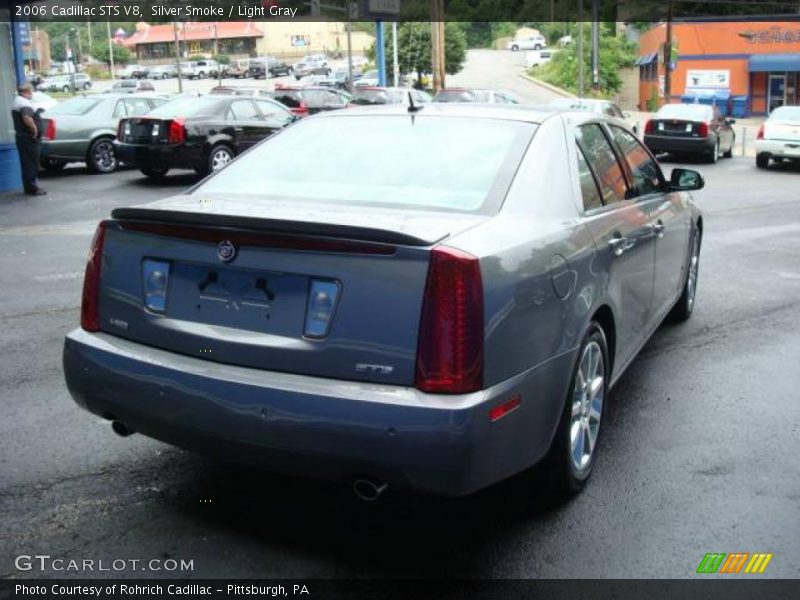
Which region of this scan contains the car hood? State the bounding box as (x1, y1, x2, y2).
(112, 193, 489, 247)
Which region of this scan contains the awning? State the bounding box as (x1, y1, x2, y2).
(635, 52, 658, 66)
(748, 54, 800, 72)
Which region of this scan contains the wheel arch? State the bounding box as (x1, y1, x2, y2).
(590, 305, 617, 379)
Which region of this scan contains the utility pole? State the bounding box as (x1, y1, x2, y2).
(392, 21, 399, 87)
(173, 21, 183, 93)
(664, 1, 673, 103)
(213, 23, 222, 86)
(591, 0, 599, 92)
(87, 20, 92, 59)
(578, 1, 584, 97)
(106, 19, 115, 80)
(430, 0, 445, 92)
(346, 21, 354, 93)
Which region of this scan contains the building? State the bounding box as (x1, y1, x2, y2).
(22, 28, 50, 73)
(638, 20, 800, 115)
(1, 14, 22, 193)
(122, 21, 373, 63)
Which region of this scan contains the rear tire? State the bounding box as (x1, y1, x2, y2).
(669, 228, 701, 322)
(756, 153, 770, 169)
(206, 144, 234, 174)
(707, 140, 719, 164)
(723, 136, 734, 158)
(511, 45, 519, 52)
(544, 322, 608, 497)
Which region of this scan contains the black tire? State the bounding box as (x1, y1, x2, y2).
(669, 228, 702, 322)
(140, 166, 170, 180)
(722, 135, 734, 158)
(545, 322, 609, 496)
(511, 45, 519, 52)
(41, 158, 67, 172)
(83, 83, 91, 91)
(86, 137, 118, 174)
(756, 153, 770, 169)
(707, 140, 719, 164)
(61, 86, 70, 94)
(534, 44, 542, 50)
(207, 144, 234, 174)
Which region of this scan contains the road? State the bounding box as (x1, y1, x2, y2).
(1, 56, 799, 580)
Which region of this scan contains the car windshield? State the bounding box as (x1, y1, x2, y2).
(769, 106, 800, 121)
(147, 96, 225, 118)
(657, 103, 713, 121)
(45, 97, 102, 115)
(196, 115, 536, 213)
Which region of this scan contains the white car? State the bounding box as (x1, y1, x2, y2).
(354, 70, 379, 88)
(526, 49, 554, 69)
(755, 105, 800, 169)
(508, 34, 547, 51)
(31, 91, 58, 112)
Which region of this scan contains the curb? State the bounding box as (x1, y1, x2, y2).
(519, 73, 576, 98)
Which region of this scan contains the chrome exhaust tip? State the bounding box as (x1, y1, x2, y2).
(352, 478, 388, 502)
(111, 421, 135, 437)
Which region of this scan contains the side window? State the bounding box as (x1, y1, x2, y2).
(576, 145, 604, 211)
(112, 101, 127, 118)
(255, 100, 293, 125)
(576, 124, 628, 205)
(609, 125, 664, 197)
(227, 100, 260, 120)
(124, 98, 152, 116)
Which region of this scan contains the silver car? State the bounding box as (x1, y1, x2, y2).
(63, 105, 704, 499)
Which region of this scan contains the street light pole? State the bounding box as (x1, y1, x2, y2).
(106, 19, 115, 81)
(578, 1, 584, 97)
(173, 22, 183, 93)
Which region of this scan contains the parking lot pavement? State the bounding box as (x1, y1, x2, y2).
(0, 157, 798, 579)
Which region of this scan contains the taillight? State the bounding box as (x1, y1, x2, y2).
(698, 122, 709, 137)
(167, 118, 186, 143)
(80, 221, 109, 332)
(756, 124, 765, 140)
(415, 246, 484, 394)
(45, 119, 56, 140)
(293, 102, 309, 117)
(644, 120, 655, 135)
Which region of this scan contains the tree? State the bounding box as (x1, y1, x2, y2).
(377, 22, 467, 84)
(91, 39, 133, 68)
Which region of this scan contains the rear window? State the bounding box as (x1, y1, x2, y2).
(434, 90, 476, 103)
(147, 96, 226, 118)
(769, 106, 800, 121)
(657, 103, 713, 121)
(196, 116, 535, 213)
(46, 97, 101, 115)
(273, 91, 303, 108)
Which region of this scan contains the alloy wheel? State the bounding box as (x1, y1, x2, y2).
(569, 340, 604, 473)
(210, 147, 232, 171)
(686, 235, 700, 311)
(92, 140, 117, 172)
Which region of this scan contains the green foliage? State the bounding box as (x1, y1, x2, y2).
(91, 39, 132, 67)
(534, 24, 636, 97)
(375, 22, 468, 79)
(189, 54, 208, 62)
(36, 22, 132, 64)
(84, 64, 112, 80)
(214, 54, 231, 65)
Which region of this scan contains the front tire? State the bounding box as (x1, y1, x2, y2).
(669, 228, 701, 322)
(756, 153, 770, 169)
(546, 322, 608, 496)
(86, 137, 118, 174)
(511, 45, 519, 52)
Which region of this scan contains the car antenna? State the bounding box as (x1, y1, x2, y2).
(407, 92, 424, 114)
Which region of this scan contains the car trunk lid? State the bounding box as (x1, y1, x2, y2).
(763, 121, 800, 142)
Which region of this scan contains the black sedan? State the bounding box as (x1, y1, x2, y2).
(644, 103, 735, 163)
(271, 86, 350, 116)
(114, 95, 296, 180)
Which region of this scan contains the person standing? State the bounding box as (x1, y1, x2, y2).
(11, 83, 46, 196)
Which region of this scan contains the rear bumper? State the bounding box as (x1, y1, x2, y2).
(755, 139, 800, 159)
(644, 134, 715, 155)
(63, 329, 573, 496)
(114, 141, 205, 170)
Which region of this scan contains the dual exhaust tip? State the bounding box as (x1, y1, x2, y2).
(110, 422, 389, 501)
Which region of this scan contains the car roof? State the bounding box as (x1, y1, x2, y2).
(316, 103, 556, 123)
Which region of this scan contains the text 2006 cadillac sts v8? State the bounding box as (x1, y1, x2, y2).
(63, 105, 704, 500)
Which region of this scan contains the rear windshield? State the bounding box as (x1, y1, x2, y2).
(769, 106, 800, 121)
(147, 96, 226, 118)
(196, 116, 536, 213)
(434, 90, 476, 103)
(657, 103, 713, 121)
(351, 89, 404, 105)
(272, 91, 303, 107)
(45, 97, 101, 115)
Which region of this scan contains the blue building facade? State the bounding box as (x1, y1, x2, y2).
(1, 8, 24, 193)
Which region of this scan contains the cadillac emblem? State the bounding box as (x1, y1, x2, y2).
(217, 240, 237, 263)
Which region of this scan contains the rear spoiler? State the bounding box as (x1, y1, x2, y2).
(110, 207, 444, 247)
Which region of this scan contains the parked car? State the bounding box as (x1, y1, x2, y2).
(109, 80, 156, 93)
(114, 94, 296, 179)
(294, 62, 331, 80)
(149, 64, 177, 79)
(643, 102, 735, 163)
(350, 87, 432, 106)
(118, 65, 149, 79)
(64, 106, 704, 500)
(526, 49, 555, 69)
(320, 69, 363, 90)
(354, 70, 379, 88)
(433, 88, 519, 104)
(223, 59, 251, 79)
(271, 86, 350, 116)
(38, 73, 92, 93)
(754, 105, 800, 169)
(508, 34, 547, 51)
(39, 94, 166, 173)
(209, 85, 276, 99)
(31, 91, 58, 112)
(547, 98, 639, 133)
(185, 60, 220, 79)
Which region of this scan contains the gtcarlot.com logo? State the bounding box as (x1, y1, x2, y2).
(696, 552, 773, 574)
(15, 554, 194, 573)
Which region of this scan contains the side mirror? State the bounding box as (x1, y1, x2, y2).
(670, 168, 704, 191)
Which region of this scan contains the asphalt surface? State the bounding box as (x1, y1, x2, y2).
(1, 57, 799, 580)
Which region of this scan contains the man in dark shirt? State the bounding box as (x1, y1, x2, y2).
(11, 83, 46, 195)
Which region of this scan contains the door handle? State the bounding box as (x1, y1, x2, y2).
(608, 236, 635, 257)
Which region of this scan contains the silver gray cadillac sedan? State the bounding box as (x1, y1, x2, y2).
(63, 105, 703, 499)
